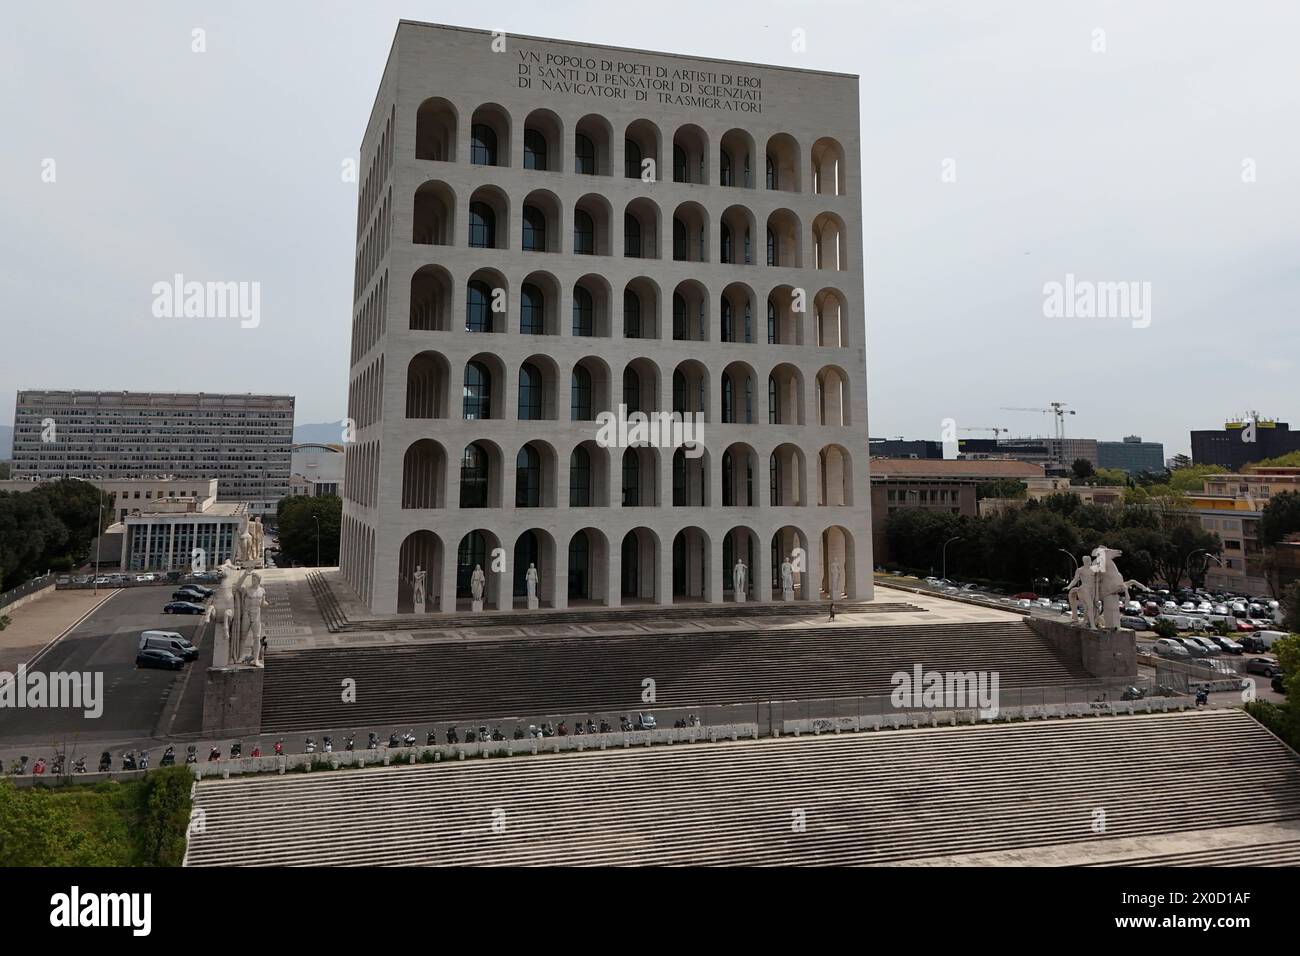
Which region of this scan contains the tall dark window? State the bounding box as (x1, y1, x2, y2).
(568, 533, 590, 599)
(622, 449, 641, 506)
(459, 445, 489, 507)
(720, 298, 733, 342)
(622, 367, 641, 413)
(624, 213, 641, 258)
(573, 209, 595, 255)
(722, 450, 734, 506)
(466, 280, 493, 333)
(767, 301, 778, 344)
(621, 532, 640, 597)
(523, 129, 548, 170)
(513, 532, 539, 596)
(672, 450, 687, 506)
(672, 219, 688, 261)
(743, 229, 751, 265)
(721, 223, 733, 264)
(743, 304, 752, 343)
(462, 362, 491, 420)
(470, 124, 497, 166)
(722, 375, 734, 423)
(572, 285, 594, 336)
(624, 139, 642, 179)
(569, 447, 591, 506)
(522, 205, 547, 251)
(456, 530, 488, 595)
(623, 289, 641, 338)
(766, 154, 776, 189)
(768, 377, 780, 424)
(520, 283, 544, 334)
(673, 144, 689, 183)
(517, 363, 542, 420)
(744, 376, 754, 423)
(515, 446, 541, 506)
(672, 292, 687, 340)
(468, 202, 495, 248)
(575, 133, 596, 174)
(571, 366, 592, 420)
(720, 149, 733, 187)
(767, 228, 777, 266)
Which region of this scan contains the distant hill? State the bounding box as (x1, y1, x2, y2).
(293, 422, 347, 446)
(0, 425, 11, 459)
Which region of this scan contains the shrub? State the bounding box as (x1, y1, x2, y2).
(1152, 618, 1179, 639)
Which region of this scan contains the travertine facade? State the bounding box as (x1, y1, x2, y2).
(341, 20, 872, 613)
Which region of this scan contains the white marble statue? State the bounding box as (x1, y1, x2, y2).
(828, 560, 842, 601)
(233, 572, 270, 666)
(1092, 545, 1130, 632)
(470, 564, 486, 604)
(732, 560, 747, 600)
(780, 556, 795, 599)
(412, 565, 427, 609)
(250, 517, 264, 561)
(239, 525, 254, 564)
(526, 563, 539, 601)
(1065, 554, 1099, 629)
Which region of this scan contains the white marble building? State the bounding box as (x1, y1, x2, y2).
(340, 20, 872, 614)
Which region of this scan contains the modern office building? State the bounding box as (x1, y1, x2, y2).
(0, 476, 220, 523)
(995, 437, 1099, 471)
(10, 390, 294, 515)
(1097, 435, 1164, 475)
(869, 438, 942, 460)
(119, 497, 249, 573)
(290, 443, 346, 498)
(340, 21, 871, 614)
(1191, 416, 1300, 470)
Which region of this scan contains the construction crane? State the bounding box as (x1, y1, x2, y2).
(1000, 402, 1076, 440)
(960, 426, 1007, 437)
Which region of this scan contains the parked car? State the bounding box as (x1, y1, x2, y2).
(1177, 638, 1212, 658)
(1272, 673, 1286, 694)
(1185, 636, 1221, 656)
(135, 573, 156, 583)
(1153, 638, 1190, 659)
(1254, 630, 1289, 650)
(93, 576, 112, 585)
(136, 648, 185, 671)
(1245, 657, 1281, 677)
(183, 583, 214, 598)
(162, 601, 206, 615)
(1120, 615, 1150, 631)
(139, 630, 198, 661)
(1206, 635, 1244, 655)
(1234, 619, 1256, 633)
(172, 588, 209, 602)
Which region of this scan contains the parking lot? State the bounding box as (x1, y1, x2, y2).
(0, 584, 210, 750)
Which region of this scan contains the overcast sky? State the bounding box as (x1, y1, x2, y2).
(2, 0, 1296, 456)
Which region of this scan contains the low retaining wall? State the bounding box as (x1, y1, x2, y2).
(1025, 616, 1137, 679)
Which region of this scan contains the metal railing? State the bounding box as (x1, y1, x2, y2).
(0, 574, 54, 610)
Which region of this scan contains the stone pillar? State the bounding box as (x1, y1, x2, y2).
(202, 666, 264, 737)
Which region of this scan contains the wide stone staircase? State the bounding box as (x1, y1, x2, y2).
(185, 709, 1300, 866)
(259, 620, 1092, 732)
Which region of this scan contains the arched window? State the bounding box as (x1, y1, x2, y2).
(721, 223, 733, 264)
(720, 149, 733, 187)
(624, 213, 641, 258)
(459, 445, 489, 507)
(568, 533, 590, 599)
(466, 280, 493, 333)
(743, 228, 751, 265)
(463, 362, 491, 420)
(722, 450, 735, 506)
(722, 374, 734, 423)
(471, 124, 497, 166)
(520, 283, 544, 335)
(515, 446, 541, 507)
(622, 449, 641, 506)
(767, 228, 777, 266)
(720, 298, 733, 342)
(672, 219, 688, 261)
(574, 209, 595, 255)
(513, 531, 540, 595)
(571, 366, 593, 420)
(624, 139, 642, 179)
(524, 129, 548, 170)
(767, 301, 777, 344)
(744, 376, 754, 423)
(575, 133, 596, 174)
(768, 377, 780, 424)
(468, 202, 495, 248)
(672, 292, 687, 340)
(622, 367, 641, 413)
(621, 532, 639, 597)
(518, 363, 542, 420)
(572, 286, 594, 336)
(673, 144, 689, 183)
(769, 452, 780, 504)
(456, 530, 488, 594)
(765, 154, 777, 190)
(743, 304, 752, 343)
(522, 205, 547, 252)
(569, 447, 591, 506)
(623, 289, 641, 338)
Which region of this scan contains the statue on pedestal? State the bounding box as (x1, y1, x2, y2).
(238, 525, 254, 566)
(231, 571, 270, 666)
(780, 556, 795, 600)
(732, 560, 747, 601)
(412, 565, 426, 610)
(526, 563, 539, 608)
(470, 564, 486, 611)
(250, 516, 264, 562)
(1065, 554, 1099, 629)
(829, 560, 842, 601)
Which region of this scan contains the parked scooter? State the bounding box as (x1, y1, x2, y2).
(185, 745, 197, 765)
(490, 727, 505, 741)
(11, 756, 30, 775)
(72, 756, 87, 774)
(51, 754, 65, 775)
(445, 727, 459, 744)
(345, 734, 355, 752)
(585, 719, 596, 735)
(273, 738, 284, 756)
(229, 742, 242, 758)
(401, 730, 416, 748)
(250, 743, 261, 758)
(122, 751, 138, 771)
(427, 731, 437, 746)
(99, 751, 113, 772)
(387, 732, 399, 748)
(323, 736, 333, 753)
(32, 757, 47, 775)
(138, 751, 150, 770)
(513, 725, 525, 740)
(304, 737, 316, 754)
(207, 746, 221, 762)
(599, 719, 611, 734)
(367, 732, 378, 750)
(464, 728, 476, 743)
(619, 715, 633, 732)
(1195, 686, 1210, 707)
(161, 746, 176, 767)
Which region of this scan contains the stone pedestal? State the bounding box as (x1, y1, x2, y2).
(202, 665, 264, 737)
(1023, 616, 1137, 679)
(783, 588, 795, 602)
(734, 592, 746, 602)
(527, 595, 539, 610)
(471, 599, 483, 612)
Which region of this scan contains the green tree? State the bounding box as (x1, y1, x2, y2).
(1282, 581, 1300, 635)
(1167, 464, 1224, 493)
(1070, 458, 1095, 482)
(275, 495, 342, 567)
(1260, 491, 1300, 548)
(975, 479, 1027, 500)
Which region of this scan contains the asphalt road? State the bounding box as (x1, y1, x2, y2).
(0, 585, 208, 750)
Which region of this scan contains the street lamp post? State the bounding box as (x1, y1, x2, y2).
(1057, 548, 1080, 582)
(942, 536, 961, 582)
(313, 514, 321, 568)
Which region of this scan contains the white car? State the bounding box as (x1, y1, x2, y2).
(1153, 638, 1190, 659)
(135, 573, 156, 583)
(1179, 602, 1196, 612)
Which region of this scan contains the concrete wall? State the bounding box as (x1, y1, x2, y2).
(1025, 616, 1137, 679)
(201, 666, 264, 737)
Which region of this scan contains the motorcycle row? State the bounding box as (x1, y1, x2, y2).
(1, 713, 701, 774)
